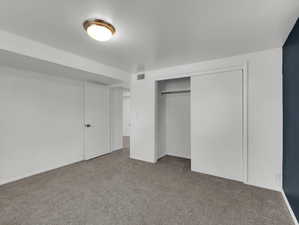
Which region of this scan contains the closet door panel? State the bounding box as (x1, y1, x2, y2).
(191, 70, 243, 182)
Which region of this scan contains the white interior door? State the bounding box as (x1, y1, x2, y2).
(84, 82, 110, 160)
(191, 70, 243, 182)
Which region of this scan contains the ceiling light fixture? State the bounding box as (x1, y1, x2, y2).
(83, 19, 116, 42)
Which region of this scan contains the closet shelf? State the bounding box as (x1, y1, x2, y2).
(161, 89, 191, 95)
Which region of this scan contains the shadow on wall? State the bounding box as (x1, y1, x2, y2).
(283, 17, 299, 221)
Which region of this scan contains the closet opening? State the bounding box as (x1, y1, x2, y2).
(156, 77, 191, 162)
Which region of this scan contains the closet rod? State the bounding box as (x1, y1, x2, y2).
(161, 90, 191, 95)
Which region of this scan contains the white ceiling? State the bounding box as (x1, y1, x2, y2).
(0, 0, 298, 72)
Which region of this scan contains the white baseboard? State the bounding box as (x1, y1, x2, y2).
(282, 191, 299, 225)
(245, 181, 282, 192)
(130, 155, 156, 163)
(166, 152, 190, 159)
(157, 152, 167, 160)
(0, 158, 83, 186)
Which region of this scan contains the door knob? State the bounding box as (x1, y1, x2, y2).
(85, 124, 91, 128)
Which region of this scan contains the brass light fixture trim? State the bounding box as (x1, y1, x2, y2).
(83, 19, 116, 35)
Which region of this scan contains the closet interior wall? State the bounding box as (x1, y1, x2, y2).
(157, 77, 191, 159)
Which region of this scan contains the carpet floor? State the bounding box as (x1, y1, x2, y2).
(0, 149, 293, 225)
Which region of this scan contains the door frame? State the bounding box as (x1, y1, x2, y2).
(155, 64, 248, 183)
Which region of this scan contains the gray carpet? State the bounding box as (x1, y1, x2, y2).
(0, 149, 293, 225)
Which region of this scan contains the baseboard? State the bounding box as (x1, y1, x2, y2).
(191, 166, 283, 193)
(130, 155, 156, 163)
(166, 152, 190, 159)
(157, 153, 167, 160)
(0, 158, 83, 186)
(282, 191, 299, 225)
(111, 148, 123, 152)
(191, 166, 244, 183)
(245, 181, 282, 192)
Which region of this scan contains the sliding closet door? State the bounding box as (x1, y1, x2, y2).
(191, 70, 243, 182)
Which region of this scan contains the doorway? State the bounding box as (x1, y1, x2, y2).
(157, 77, 191, 160)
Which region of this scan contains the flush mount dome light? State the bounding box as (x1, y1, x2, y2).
(83, 19, 116, 42)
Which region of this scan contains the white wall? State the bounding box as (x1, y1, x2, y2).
(157, 78, 190, 159)
(130, 79, 157, 162)
(0, 67, 84, 185)
(110, 87, 123, 151)
(0, 66, 124, 185)
(123, 92, 131, 137)
(130, 48, 283, 191)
